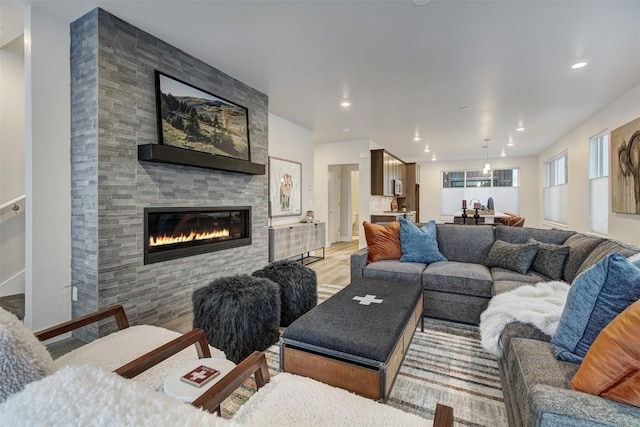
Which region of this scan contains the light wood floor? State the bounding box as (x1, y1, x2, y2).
(46, 240, 359, 355)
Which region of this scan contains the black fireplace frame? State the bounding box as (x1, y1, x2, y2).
(144, 206, 252, 265)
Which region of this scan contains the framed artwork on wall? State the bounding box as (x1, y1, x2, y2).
(155, 70, 251, 161)
(269, 157, 302, 217)
(611, 116, 640, 215)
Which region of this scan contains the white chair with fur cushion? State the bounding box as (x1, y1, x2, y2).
(0, 353, 454, 427)
(0, 305, 227, 403)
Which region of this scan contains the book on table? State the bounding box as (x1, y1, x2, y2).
(179, 365, 220, 388)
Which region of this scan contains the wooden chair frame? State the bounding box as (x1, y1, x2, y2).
(33, 304, 212, 377)
(124, 347, 453, 426)
(34, 305, 453, 426)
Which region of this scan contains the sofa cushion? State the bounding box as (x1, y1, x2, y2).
(562, 234, 604, 283)
(506, 338, 578, 426)
(495, 226, 575, 245)
(435, 224, 495, 264)
(491, 267, 549, 284)
(486, 240, 539, 274)
(571, 299, 640, 407)
(491, 280, 532, 296)
(500, 322, 551, 355)
(363, 260, 426, 283)
(422, 261, 493, 298)
(363, 221, 401, 262)
(529, 384, 640, 427)
(398, 218, 447, 264)
(528, 238, 571, 280)
(0, 307, 55, 404)
(234, 372, 428, 426)
(574, 239, 640, 279)
(551, 253, 640, 363)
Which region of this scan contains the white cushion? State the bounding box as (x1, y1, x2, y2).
(0, 365, 233, 426)
(0, 307, 54, 403)
(233, 372, 428, 426)
(54, 325, 228, 389)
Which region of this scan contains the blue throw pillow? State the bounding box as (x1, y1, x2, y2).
(551, 252, 640, 363)
(399, 218, 447, 264)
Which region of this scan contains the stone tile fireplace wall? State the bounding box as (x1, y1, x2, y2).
(70, 8, 268, 341)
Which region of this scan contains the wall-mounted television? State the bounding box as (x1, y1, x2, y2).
(154, 70, 251, 162)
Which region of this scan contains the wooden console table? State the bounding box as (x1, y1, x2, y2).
(268, 222, 326, 264)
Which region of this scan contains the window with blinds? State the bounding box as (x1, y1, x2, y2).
(543, 153, 568, 225)
(589, 132, 609, 235)
(441, 169, 520, 216)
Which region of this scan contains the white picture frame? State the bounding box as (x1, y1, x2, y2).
(269, 156, 302, 217)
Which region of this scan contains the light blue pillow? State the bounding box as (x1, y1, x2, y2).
(399, 218, 447, 264)
(551, 252, 640, 363)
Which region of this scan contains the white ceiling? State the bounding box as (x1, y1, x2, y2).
(6, 0, 640, 162)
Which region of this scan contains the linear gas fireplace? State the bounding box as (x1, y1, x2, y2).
(144, 206, 251, 264)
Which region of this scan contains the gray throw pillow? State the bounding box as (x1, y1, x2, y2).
(562, 234, 603, 283)
(486, 240, 539, 274)
(0, 307, 55, 403)
(528, 238, 570, 280)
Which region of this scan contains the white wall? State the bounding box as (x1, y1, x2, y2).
(419, 156, 539, 225)
(24, 7, 71, 331)
(0, 36, 26, 297)
(268, 113, 314, 227)
(538, 84, 640, 246)
(314, 139, 375, 248)
(339, 164, 358, 241)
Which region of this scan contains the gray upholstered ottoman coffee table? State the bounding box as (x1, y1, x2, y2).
(280, 278, 424, 401)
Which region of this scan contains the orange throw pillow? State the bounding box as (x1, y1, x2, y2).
(362, 221, 401, 263)
(571, 299, 640, 407)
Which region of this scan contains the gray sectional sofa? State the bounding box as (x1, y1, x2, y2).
(350, 224, 640, 426)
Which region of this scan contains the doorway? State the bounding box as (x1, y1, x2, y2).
(327, 164, 359, 245)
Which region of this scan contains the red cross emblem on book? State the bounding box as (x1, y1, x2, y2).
(180, 365, 220, 387)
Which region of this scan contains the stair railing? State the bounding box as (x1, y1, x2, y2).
(0, 194, 26, 292)
(0, 194, 25, 213)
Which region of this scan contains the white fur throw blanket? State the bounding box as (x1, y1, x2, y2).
(480, 281, 570, 357)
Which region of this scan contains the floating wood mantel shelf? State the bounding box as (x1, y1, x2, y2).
(138, 144, 266, 175)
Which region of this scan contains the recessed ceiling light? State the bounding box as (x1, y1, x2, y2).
(431, 154, 437, 161)
(340, 100, 351, 107)
(413, 136, 421, 142)
(424, 145, 430, 153)
(516, 126, 525, 132)
(571, 61, 588, 69)
(501, 149, 506, 157)
(343, 128, 350, 133)
(507, 142, 514, 146)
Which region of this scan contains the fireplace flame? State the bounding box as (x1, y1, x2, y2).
(150, 228, 230, 247)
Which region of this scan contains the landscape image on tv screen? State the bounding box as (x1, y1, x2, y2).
(156, 71, 250, 161)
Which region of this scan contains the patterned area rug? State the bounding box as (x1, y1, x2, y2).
(221, 283, 508, 427)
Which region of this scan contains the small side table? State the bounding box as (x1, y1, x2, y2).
(163, 357, 236, 404)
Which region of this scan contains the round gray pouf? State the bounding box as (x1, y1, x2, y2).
(252, 261, 317, 327)
(192, 275, 280, 364)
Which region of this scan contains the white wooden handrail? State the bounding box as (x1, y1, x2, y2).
(0, 194, 25, 212)
(0, 269, 24, 290)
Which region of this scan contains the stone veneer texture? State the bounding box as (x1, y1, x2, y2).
(70, 8, 268, 341)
